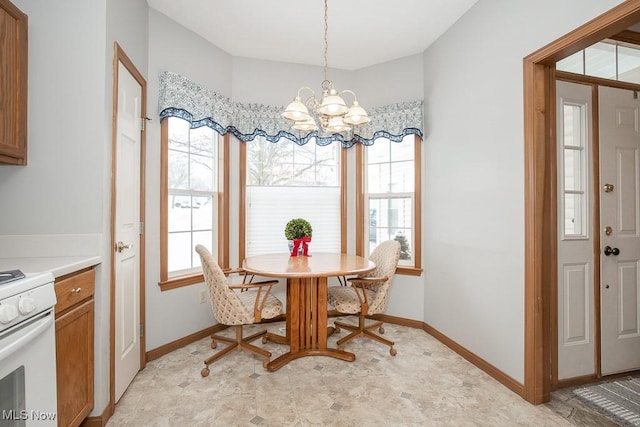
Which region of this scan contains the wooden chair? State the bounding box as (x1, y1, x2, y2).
(327, 240, 401, 356)
(195, 245, 283, 376)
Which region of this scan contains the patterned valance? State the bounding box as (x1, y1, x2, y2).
(158, 71, 423, 147)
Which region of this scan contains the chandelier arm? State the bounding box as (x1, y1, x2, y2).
(293, 86, 317, 108)
(340, 89, 358, 102)
(296, 86, 316, 99)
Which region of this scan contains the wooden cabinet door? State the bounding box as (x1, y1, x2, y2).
(0, 0, 28, 164)
(55, 299, 94, 427)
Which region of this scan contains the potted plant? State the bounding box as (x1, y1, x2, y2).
(285, 218, 312, 256)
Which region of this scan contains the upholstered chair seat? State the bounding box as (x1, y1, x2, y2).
(195, 245, 283, 376)
(328, 240, 401, 356)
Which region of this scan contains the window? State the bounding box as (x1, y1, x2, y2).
(561, 102, 588, 238)
(241, 136, 345, 259)
(557, 40, 640, 84)
(159, 117, 228, 290)
(357, 134, 422, 275)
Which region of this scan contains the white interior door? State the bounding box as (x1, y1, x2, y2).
(556, 81, 595, 380)
(599, 85, 640, 375)
(114, 60, 142, 401)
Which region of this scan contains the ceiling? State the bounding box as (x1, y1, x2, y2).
(146, 0, 479, 71)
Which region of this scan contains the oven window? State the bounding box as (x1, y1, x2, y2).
(0, 366, 26, 427)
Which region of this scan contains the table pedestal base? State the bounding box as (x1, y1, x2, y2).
(266, 276, 356, 372)
(266, 348, 355, 372)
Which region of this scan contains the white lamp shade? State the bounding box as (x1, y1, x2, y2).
(343, 101, 370, 125)
(325, 116, 350, 133)
(317, 93, 348, 116)
(282, 97, 311, 122)
(292, 116, 318, 131)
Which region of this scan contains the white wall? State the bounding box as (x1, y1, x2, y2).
(0, 0, 106, 235)
(422, 0, 624, 384)
(145, 9, 235, 350)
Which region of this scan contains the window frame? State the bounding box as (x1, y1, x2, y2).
(158, 118, 229, 291)
(560, 100, 589, 240)
(356, 134, 422, 276)
(239, 137, 347, 261)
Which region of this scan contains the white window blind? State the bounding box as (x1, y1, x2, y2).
(245, 137, 341, 257)
(246, 186, 340, 256)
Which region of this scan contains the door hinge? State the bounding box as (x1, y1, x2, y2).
(140, 116, 151, 132)
(140, 323, 144, 338)
(139, 221, 144, 236)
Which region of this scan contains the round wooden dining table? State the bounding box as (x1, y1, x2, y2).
(242, 252, 375, 371)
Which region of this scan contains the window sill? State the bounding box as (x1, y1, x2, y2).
(158, 273, 204, 291)
(158, 267, 242, 291)
(396, 266, 423, 276)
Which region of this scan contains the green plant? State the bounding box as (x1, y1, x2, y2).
(285, 218, 313, 240)
(394, 234, 411, 260)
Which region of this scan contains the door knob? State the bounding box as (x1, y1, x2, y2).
(603, 183, 614, 193)
(116, 241, 133, 253)
(603, 245, 620, 256)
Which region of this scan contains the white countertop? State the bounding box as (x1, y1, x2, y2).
(0, 255, 102, 279)
(0, 234, 102, 278)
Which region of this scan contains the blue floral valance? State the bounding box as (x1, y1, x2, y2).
(158, 71, 423, 147)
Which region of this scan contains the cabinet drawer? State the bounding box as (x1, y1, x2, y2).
(55, 268, 95, 315)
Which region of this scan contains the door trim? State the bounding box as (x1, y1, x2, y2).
(523, 0, 640, 404)
(109, 42, 147, 415)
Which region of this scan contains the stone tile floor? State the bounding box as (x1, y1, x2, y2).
(106, 319, 623, 426)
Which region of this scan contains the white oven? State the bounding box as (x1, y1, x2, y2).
(0, 272, 57, 426)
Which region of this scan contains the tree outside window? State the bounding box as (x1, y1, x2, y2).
(359, 134, 422, 273)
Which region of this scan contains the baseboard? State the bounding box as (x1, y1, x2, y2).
(146, 324, 228, 362)
(420, 321, 526, 399)
(347, 313, 526, 399)
(80, 403, 111, 427)
(143, 314, 526, 402)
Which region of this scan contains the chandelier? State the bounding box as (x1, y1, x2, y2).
(281, 0, 370, 136)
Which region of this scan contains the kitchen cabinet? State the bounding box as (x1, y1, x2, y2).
(54, 267, 95, 427)
(0, 0, 28, 165)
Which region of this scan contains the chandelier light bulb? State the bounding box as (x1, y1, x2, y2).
(282, 97, 311, 122)
(325, 116, 351, 133)
(292, 116, 319, 131)
(343, 101, 371, 126)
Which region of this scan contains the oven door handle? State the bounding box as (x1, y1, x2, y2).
(0, 311, 54, 362)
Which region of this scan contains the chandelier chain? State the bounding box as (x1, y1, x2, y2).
(323, 0, 328, 82)
(281, 0, 370, 135)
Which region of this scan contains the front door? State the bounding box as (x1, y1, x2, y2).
(598, 85, 640, 375)
(113, 49, 146, 401)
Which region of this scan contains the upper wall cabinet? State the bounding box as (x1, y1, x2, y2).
(0, 0, 27, 165)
